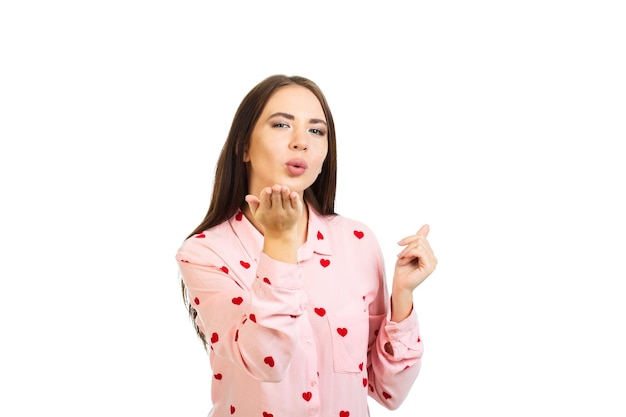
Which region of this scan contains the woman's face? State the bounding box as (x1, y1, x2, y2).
(244, 85, 329, 197)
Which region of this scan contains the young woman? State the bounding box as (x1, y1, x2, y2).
(176, 74, 437, 416)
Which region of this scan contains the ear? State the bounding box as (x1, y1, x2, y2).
(242, 146, 250, 163)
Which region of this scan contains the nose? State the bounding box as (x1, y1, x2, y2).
(290, 127, 309, 151)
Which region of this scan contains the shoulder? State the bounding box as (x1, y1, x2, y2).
(175, 220, 234, 264)
(317, 213, 384, 274)
(326, 213, 376, 237)
(317, 213, 381, 251)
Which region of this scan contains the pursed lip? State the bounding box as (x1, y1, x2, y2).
(286, 158, 308, 169)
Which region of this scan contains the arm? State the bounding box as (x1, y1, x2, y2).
(367, 224, 437, 409)
(177, 185, 306, 381)
(391, 224, 437, 321)
(177, 247, 306, 382)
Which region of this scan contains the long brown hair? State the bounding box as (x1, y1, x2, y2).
(181, 74, 338, 347)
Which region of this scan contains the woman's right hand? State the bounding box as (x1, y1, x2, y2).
(245, 184, 302, 263)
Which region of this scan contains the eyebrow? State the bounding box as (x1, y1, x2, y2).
(268, 112, 327, 126)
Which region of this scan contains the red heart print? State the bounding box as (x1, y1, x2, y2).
(417, 337, 421, 343)
(232, 297, 243, 305)
(263, 277, 271, 285)
(359, 362, 363, 371)
(264, 356, 275, 367)
(240, 260, 250, 269)
(314, 307, 326, 317)
(195, 233, 206, 238)
(362, 378, 367, 387)
(214, 373, 222, 380)
(340, 411, 350, 417)
(211, 332, 219, 343)
(193, 297, 200, 305)
(382, 392, 392, 400)
(317, 230, 324, 240)
(302, 392, 312, 401)
(235, 211, 243, 221)
(337, 328, 348, 337)
(320, 259, 330, 267)
(249, 314, 256, 322)
(263, 413, 273, 417)
(180, 259, 189, 263)
(354, 230, 364, 239)
(235, 330, 239, 341)
(230, 405, 235, 414)
(221, 266, 229, 274)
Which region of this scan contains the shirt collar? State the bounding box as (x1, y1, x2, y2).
(229, 205, 333, 264)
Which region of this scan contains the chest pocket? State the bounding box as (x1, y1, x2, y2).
(327, 304, 369, 373)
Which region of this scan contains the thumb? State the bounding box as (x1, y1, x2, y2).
(245, 194, 260, 215)
(416, 224, 430, 237)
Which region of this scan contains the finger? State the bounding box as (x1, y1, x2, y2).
(396, 249, 423, 266)
(395, 254, 413, 266)
(397, 246, 418, 263)
(397, 224, 430, 246)
(289, 191, 301, 210)
(245, 195, 260, 214)
(245, 194, 260, 205)
(397, 239, 433, 262)
(397, 235, 417, 246)
(259, 187, 273, 208)
(416, 224, 430, 237)
(397, 250, 424, 268)
(270, 185, 286, 208)
(280, 186, 292, 207)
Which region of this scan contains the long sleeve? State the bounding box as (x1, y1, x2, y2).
(177, 238, 307, 382)
(176, 211, 425, 416)
(368, 308, 423, 409)
(364, 236, 424, 409)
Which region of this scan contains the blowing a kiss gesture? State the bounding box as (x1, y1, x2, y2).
(244, 185, 305, 265)
(177, 75, 439, 415)
(391, 225, 437, 322)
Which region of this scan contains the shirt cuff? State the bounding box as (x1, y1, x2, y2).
(381, 308, 420, 360)
(385, 308, 418, 339)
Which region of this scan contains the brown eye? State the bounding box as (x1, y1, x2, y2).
(309, 128, 326, 136)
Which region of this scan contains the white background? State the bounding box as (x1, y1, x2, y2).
(1, 1, 625, 416)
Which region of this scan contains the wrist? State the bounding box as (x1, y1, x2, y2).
(391, 285, 413, 300)
(263, 230, 298, 264)
(390, 288, 414, 322)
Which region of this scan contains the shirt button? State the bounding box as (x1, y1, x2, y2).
(311, 380, 317, 387)
(305, 339, 312, 346)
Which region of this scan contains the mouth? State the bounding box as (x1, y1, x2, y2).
(286, 158, 308, 176)
(286, 159, 308, 169)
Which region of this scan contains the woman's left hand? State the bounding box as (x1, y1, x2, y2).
(393, 224, 437, 293)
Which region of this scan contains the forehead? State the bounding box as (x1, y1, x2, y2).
(262, 85, 325, 119)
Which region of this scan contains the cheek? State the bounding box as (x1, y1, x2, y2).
(315, 150, 328, 174)
(321, 143, 329, 165)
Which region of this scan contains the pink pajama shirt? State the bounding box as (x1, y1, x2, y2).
(176, 208, 423, 417)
